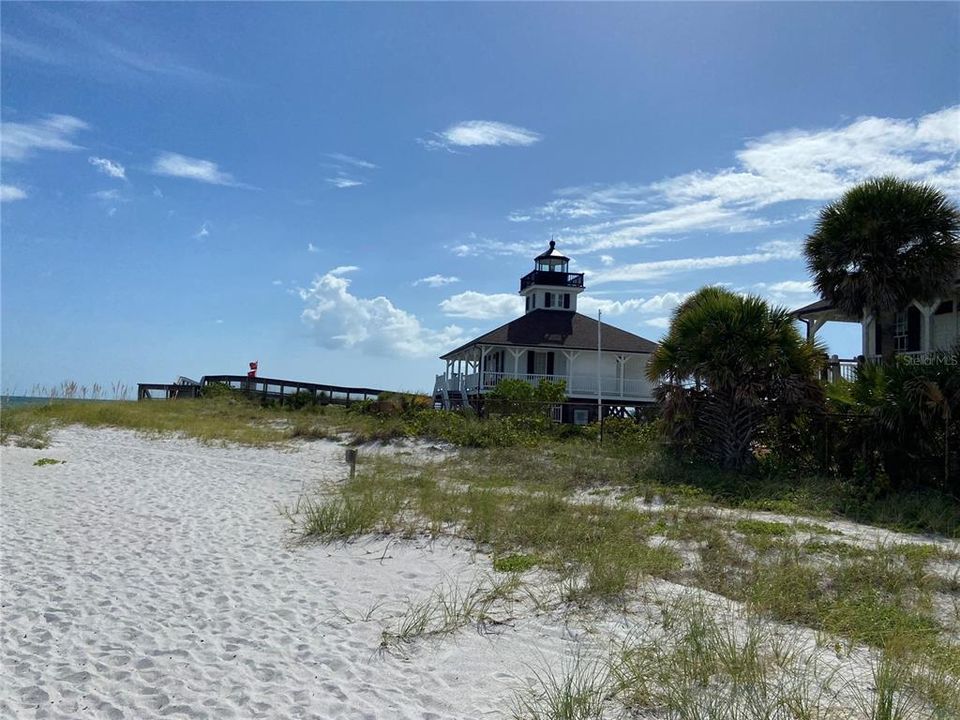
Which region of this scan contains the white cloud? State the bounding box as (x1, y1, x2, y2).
(586, 241, 802, 284)
(152, 152, 238, 186)
(272, 279, 283, 286)
(329, 265, 359, 276)
(0, 185, 27, 202)
(88, 155, 125, 179)
(91, 189, 120, 201)
(326, 176, 363, 189)
(307, 243, 320, 253)
(414, 274, 460, 288)
(326, 153, 378, 170)
(578, 291, 692, 317)
(448, 233, 536, 258)
(107, 207, 117, 217)
(421, 120, 541, 151)
(1, 114, 88, 160)
(153, 186, 163, 198)
(193, 222, 210, 240)
(752, 279, 818, 308)
(645, 317, 672, 329)
(511, 106, 960, 254)
(599, 255, 615, 266)
(299, 269, 465, 357)
(439, 291, 523, 320)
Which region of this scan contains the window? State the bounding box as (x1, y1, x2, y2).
(894, 311, 908, 351)
(544, 292, 552, 308)
(935, 301, 954, 315)
(563, 293, 570, 309)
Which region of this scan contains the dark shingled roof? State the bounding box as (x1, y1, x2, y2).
(441, 310, 658, 359)
(790, 298, 835, 317)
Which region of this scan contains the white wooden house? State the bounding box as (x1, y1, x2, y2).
(793, 271, 959, 377)
(433, 241, 658, 422)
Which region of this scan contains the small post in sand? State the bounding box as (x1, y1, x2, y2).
(345, 448, 358, 479)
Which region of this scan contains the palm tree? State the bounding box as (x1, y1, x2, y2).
(647, 287, 824, 469)
(804, 176, 960, 360)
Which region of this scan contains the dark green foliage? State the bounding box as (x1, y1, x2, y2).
(199, 381, 241, 400)
(493, 553, 539, 573)
(486, 378, 566, 418)
(647, 287, 825, 470)
(804, 177, 960, 359)
(825, 351, 960, 492)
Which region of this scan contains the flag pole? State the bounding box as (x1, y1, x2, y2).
(597, 309, 603, 443)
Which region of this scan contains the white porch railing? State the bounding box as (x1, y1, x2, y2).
(468, 371, 652, 400)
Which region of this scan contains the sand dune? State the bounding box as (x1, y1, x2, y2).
(1, 427, 605, 719)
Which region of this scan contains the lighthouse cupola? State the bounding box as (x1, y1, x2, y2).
(519, 240, 585, 314)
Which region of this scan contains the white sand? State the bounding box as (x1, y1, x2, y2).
(2, 427, 950, 719)
(1, 427, 600, 719)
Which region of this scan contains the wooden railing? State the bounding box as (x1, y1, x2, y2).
(139, 374, 383, 405)
(519, 270, 585, 291)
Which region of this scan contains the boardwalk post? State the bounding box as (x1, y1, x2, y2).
(345, 448, 358, 478)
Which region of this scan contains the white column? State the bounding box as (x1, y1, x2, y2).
(618, 355, 626, 397)
(807, 316, 827, 342)
(915, 301, 936, 353)
(563, 350, 579, 394)
(862, 313, 873, 357)
(509, 348, 523, 378)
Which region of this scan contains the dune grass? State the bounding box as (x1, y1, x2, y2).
(291, 454, 958, 702)
(5, 393, 957, 536)
(0, 397, 341, 448)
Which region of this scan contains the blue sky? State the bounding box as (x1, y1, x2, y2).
(2, 2, 959, 395)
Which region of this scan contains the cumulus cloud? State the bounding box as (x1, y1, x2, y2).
(88, 155, 126, 179)
(0, 184, 27, 202)
(439, 291, 523, 320)
(299, 269, 464, 357)
(152, 152, 238, 186)
(307, 243, 320, 253)
(1, 114, 88, 160)
(578, 291, 693, 317)
(414, 274, 460, 288)
(645, 317, 672, 329)
(193, 222, 210, 240)
(510, 106, 960, 254)
(420, 120, 541, 151)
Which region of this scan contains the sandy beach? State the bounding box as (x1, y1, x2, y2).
(3, 426, 956, 719)
(1, 427, 611, 719)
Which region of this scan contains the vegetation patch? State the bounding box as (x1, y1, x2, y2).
(493, 553, 539, 573)
(33, 457, 65, 467)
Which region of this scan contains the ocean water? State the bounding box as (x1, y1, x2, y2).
(1, 396, 53, 408)
(0, 396, 108, 408)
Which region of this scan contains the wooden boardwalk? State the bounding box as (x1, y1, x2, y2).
(137, 374, 384, 406)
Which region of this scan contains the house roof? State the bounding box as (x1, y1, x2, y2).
(440, 310, 659, 359)
(790, 298, 836, 317)
(535, 240, 569, 262)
